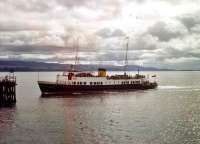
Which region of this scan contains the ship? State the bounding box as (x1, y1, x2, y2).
(38, 37, 157, 95)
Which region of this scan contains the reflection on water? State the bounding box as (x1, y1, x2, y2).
(0, 71, 200, 144)
(0, 107, 16, 138)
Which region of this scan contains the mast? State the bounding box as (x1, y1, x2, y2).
(124, 36, 129, 75)
(71, 37, 80, 71)
(74, 37, 79, 65)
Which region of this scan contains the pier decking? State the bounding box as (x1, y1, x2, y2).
(0, 75, 16, 106)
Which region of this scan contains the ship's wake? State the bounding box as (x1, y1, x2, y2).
(158, 85, 200, 91)
(158, 86, 184, 89)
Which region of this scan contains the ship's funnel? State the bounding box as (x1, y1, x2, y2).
(98, 68, 107, 77)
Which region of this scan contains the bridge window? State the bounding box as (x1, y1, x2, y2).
(80, 82, 82, 85)
(90, 82, 93, 85)
(84, 82, 86, 85)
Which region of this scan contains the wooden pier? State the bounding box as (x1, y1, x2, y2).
(0, 75, 16, 106)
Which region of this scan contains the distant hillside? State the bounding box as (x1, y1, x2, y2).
(0, 60, 163, 71)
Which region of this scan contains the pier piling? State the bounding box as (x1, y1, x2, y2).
(0, 75, 16, 106)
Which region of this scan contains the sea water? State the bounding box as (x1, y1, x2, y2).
(0, 71, 200, 144)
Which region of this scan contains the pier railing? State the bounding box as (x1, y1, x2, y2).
(0, 75, 16, 82)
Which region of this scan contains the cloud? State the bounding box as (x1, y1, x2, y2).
(0, 45, 67, 54)
(56, 0, 92, 8)
(1, 0, 200, 69)
(146, 21, 187, 42)
(178, 11, 200, 31)
(131, 34, 158, 50)
(0, 20, 48, 32)
(96, 28, 125, 38)
(131, 0, 199, 5)
(1, 0, 54, 13)
(191, 24, 200, 33)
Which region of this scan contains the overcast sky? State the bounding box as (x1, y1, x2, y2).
(1, 0, 200, 69)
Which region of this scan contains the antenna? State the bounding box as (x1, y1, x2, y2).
(124, 36, 129, 75)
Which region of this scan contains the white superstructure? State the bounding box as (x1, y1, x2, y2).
(55, 70, 155, 86)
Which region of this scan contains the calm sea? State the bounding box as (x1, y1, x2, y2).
(0, 71, 200, 144)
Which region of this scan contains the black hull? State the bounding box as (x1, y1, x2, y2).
(38, 81, 157, 95)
